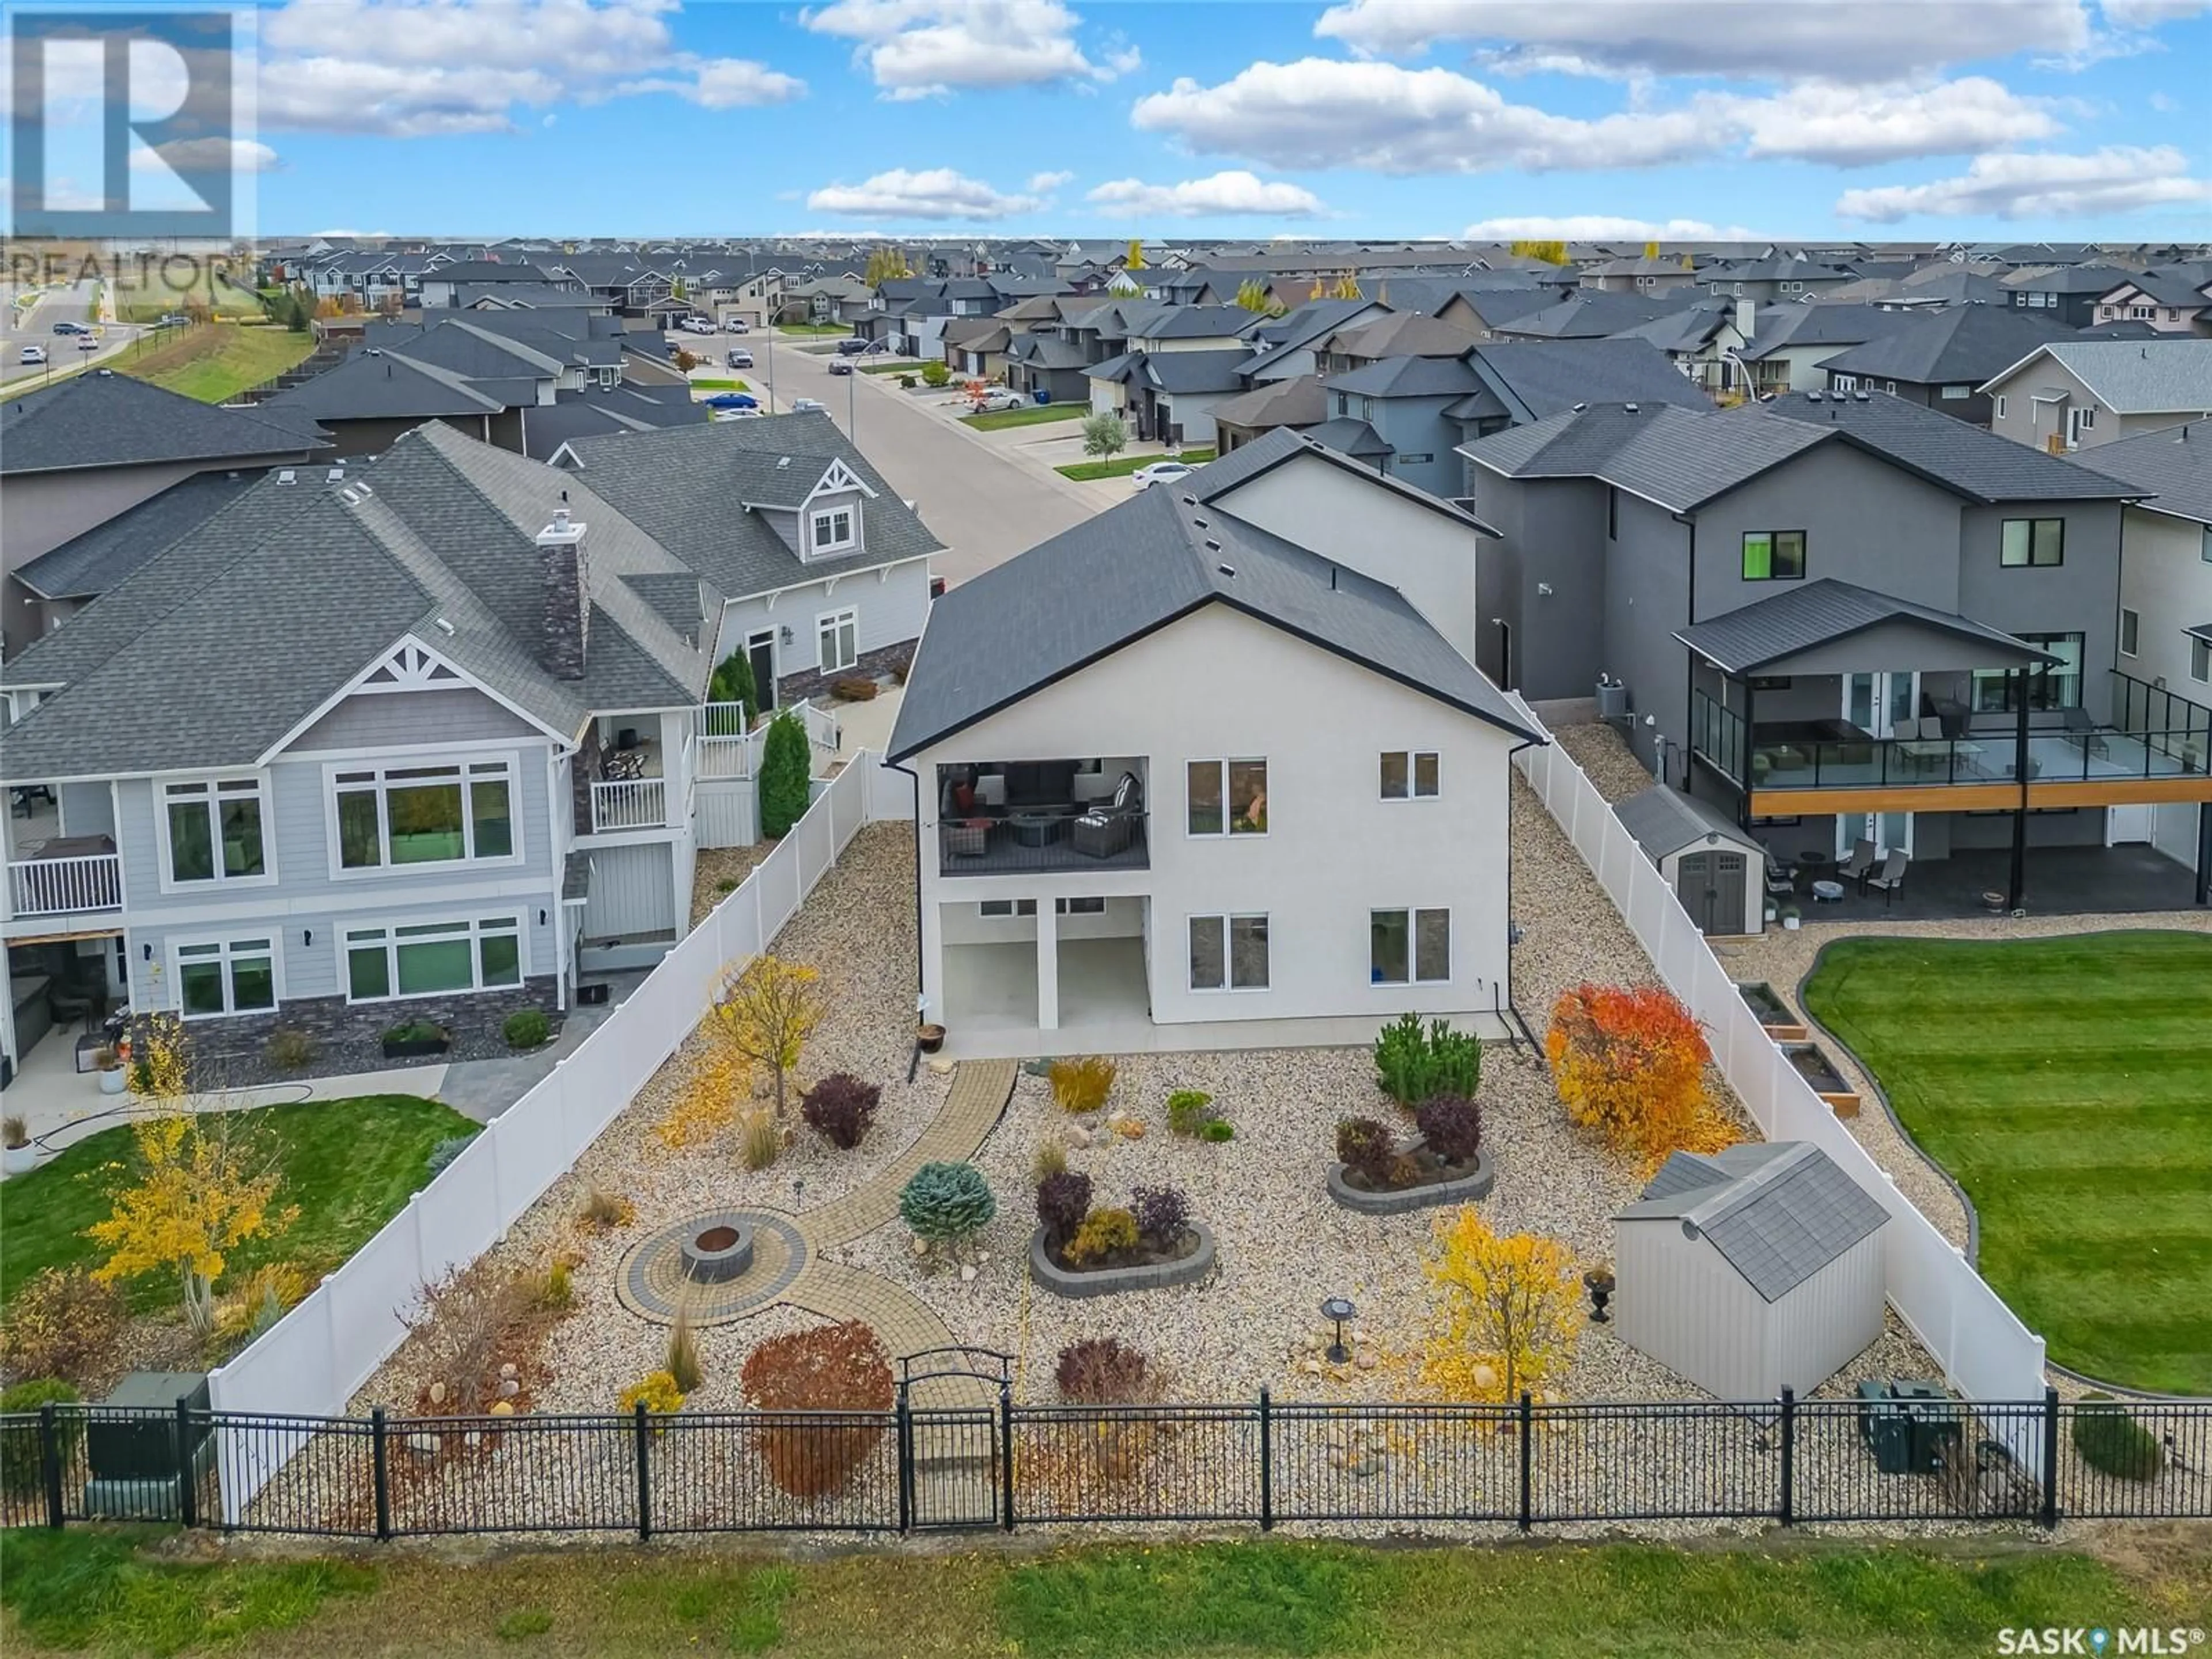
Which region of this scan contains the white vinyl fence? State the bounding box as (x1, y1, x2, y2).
(207, 756, 917, 1522)
(1512, 733, 2050, 1416)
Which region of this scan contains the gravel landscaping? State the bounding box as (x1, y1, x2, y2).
(690, 844, 770, 929)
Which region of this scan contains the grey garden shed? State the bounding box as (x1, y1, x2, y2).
(1615, 784, 1766, 937)
(1612, 1142, 1891, 1400)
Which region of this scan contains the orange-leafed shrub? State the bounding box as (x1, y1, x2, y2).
(1546, 983, 1734, 1169)
(740, 1322, 894, 1498)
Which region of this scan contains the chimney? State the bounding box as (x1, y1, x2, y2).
(537, 506, 589, 679)
(1734, 297, 1755, 341)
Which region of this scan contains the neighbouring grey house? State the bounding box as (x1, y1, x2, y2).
(1615, 783, 1767, 935)
(1817, 305, 2077, 425)
(553, 410, 943, 704)
(1458, 390, 2211, 909)
(1, 371, 332, 656)
(1981, 338, 2212, 452)
(1614, 1142, 1891, 1400)
(0, 414, 914, 1081)
(10, 471, 255, 641)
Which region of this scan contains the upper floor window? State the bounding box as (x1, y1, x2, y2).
(1741, 530, 1806, 581)
(2194, 635, 2211, 684)
(1380, 751, 1440, 800)
(1995, 395, 2008, 420)
(1606, 486, 1619, 540)
(2120, 608, 2140, 657)
(1187, 759, 1267, 836)
(333, 758, 516, 873)
(161, 776, 267, 888)
(810, 506, 857, 554)
(1940, 385, 1969, 400)
(2000, 517, 2064, 568)
(818, 607, 858, 674)
(176, 937, 276, 1019)
(2202, 525, 2211, 564)
(1972, 632, 2083, 712)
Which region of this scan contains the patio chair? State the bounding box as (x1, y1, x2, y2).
(1863, 849, 1911, 907)
(2062, 707, 2108, 760)
(1764, 858, 1797, 899)
(1071, 771, 1143, 859)
(1839, 838, 1877, 890)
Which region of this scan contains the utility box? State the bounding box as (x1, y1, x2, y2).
(85, 1371, 212, 1521)
(1595, 678, 1631, 720)
(1855, 1379, 1913, 1474)
(1855, 1378, 1958, 1475)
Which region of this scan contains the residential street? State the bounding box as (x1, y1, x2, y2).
(1, 280, 142, 393)
(743, 332, 1100, 585)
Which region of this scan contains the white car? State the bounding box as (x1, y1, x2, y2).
(1131, 460, 1196, 491)
(791, 397, 828, 414)
(975, 387, 1025, 412)
(18, 344, 46, 365)
(682, 317, 715, 335)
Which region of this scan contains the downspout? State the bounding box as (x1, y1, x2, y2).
(2009, 668, 2030, 911)
(882, 756, 926, 1081)
(548, 744, 573, 1011)
(1503, 734, 1544, 1055)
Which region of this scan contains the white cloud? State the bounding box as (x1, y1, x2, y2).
(806, 166, 1045, 220)
(1086, 170, 1327, 218)
(2099, 0, 2211, 23)
(800, 0, 1135, 99)
(132, 137, 281, 174)
(1027, 169, 1075, 191)
(1710, 78, 2064, 165)
(1835, 145, 2212, 221)
(1312, 0, 2092, 82)
(615, 57, 806, 108)
(1130, 58, 2055, 175)
(1461, 214, 1763, 241)
(1130, 59, 1711, 174)
(256, 0, 805, 135)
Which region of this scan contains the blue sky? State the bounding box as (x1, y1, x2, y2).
(228, 0, 2212, 239)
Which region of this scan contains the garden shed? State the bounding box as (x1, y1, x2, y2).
(1612, 1142, 1891, 1400)
(1615, 784, 1766, 937)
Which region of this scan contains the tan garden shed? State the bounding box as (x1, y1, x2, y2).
(1612, 1142, 1891, 1400)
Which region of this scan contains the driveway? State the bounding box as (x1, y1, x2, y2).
(735, 331, 1101, 586)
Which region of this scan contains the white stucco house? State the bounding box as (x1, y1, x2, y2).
(886, 429, 1543, 1058)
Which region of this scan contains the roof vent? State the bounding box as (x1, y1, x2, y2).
(96, 368, 113, 378)
(433, 616, 455, 636)
(327, 466, 345, 481)
(777, 456, 791, 467)
(1571, 402, 1586, 412)
(1191, 516, 1207, 529)
(1623, 402, 1638, 414)
(1854, 391, 1870, 402)
(1806, 389, 1823, 402)
(1217, 562, 1235, 577)
(276, 469, 296, 484)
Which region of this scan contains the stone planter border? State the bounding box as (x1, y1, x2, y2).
(1028, 1221, 1216, 1299)
(1326, 1147, 1495, 1215)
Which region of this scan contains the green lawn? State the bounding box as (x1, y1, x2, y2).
(776, 322, 847, 336)
(1056, 447, 1217, 481)
(111, 262, 264, 323)
(859, 358, 919, 374)
(6, 1530, 2188, 1659)
(1, 1096, 475, 1316)
(688, 378, 752, 392)
(1802, 930, 2212, 1393)
(960, 401, 1092, 431)
(118, 323, 316, 403)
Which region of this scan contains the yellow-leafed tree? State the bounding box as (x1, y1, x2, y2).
(88, 1105, 297, 1337)
(865, 247, 912, 286)
(1547, 982, 1735, 1169)
(1419, 1207, 1584, 1403)
(1124, 238, 1146, 271)
(656, 1046, 748, 1150)
(706, 955, 823, 1121)
(1331, 273, 1362, 301)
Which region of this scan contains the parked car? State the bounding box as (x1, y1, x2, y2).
(726, 349, 753, 369)
(702, 392, 758, 410)
(1131, 461, 1197, 491)
(791, 397, 828, 413)
(835, 337, 869, 356)
(75, 335, 99, 351)
(827, 357, 854, 376)
(682, 317, 715, 335)
(18, 344, 46, 364)
(728, 319, 750, 334)
(974, 387, 1024, 411)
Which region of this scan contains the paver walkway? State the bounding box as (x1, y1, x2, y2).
(802, 1059, 1018, 1247)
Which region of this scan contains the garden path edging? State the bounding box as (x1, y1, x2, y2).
(1325, 1148, 1496, 1214)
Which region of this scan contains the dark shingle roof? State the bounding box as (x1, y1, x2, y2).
(1209, 374, 1327, 432)
(1675, 578, 2054, 674)
(1194, 425, 1498, 533)
(2082, 419, 2212, 524)
(1617, 1142, 1891, 1303)
(1, 370, 331, 475)
(265, 350, 504, 419)
(1615, 783, 1762, 861)
(13, 471, 257, 600)
(1460, 338, 1712, 423)
(1980, 339, 2212, 413)
(1764, 390, 2140, 501)
(889, 482, 1537, 761)
(1325, 355, 1483, 397)
(1137, 348, 1249, 396)
(1306, 415, 1395, 459)
(558, 410, 941, 599)
(1814, 305, 2073, 386)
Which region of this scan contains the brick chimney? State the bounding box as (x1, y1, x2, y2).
(537, 506, 589, 679)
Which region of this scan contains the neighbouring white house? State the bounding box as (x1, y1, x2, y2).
(887, 429, 1543, 1059)
(0, 413, 929, 1083)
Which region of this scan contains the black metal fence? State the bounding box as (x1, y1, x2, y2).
(3, 1391, 2206, 1539)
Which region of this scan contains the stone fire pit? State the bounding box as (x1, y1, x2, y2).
(680, 1217, 756, 1283)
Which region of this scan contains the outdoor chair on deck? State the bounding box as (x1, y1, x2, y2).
(1764, 858, 1798, 899)
(1839, 838, 1878, 891)
(1863, 849, 1911, 907)
(1072, 771, 1143, 859)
